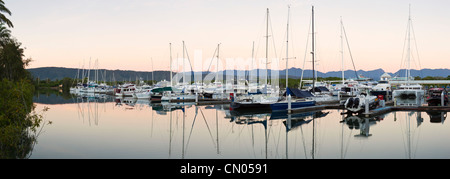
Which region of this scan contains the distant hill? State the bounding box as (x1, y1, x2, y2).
(28, 67, 171, 82)
(27, 67, 450, 82)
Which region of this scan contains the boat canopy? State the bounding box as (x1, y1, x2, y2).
(429, 88, 445, 91)
(284, 87, 314, 98)
(151, 87, 174, 93)
(310, 86, 330, 92)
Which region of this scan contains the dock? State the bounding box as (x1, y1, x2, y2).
(361, 105, 450, 117)
(285, 98, 450, 118)
(169, 96, 450, 118)
(169, 98, 231, 105)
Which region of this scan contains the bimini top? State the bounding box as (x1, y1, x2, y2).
(151, 87, 174, 93)
(310, 86, 330, 92)
(284, 87, 314, 98)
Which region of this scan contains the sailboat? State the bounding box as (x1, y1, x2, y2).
(340, 17, 380, 113)
(298, 6, 336, 103)
(337, 17, 361, 98)
(230, 8, 278, 111)
(392, 5, 424, 101)
(161, 41, 198, 102)
(269, 5, 316, 112)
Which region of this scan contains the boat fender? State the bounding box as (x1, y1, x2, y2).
(345, 97, 354, 108)
(353, 98, 360, 108)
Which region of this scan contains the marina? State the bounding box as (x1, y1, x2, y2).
(3, 1, 450, 162)
(54, 11, 450, 158)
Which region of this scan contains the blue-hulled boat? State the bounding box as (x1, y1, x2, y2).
(269, 88, 316, 111)
(270, 100, 316, 111)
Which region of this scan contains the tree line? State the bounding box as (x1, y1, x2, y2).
(0, 1, 49, 159)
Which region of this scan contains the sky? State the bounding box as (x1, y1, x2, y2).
(5, 0, 450, 73)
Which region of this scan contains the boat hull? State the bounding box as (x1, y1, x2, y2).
(344, 96, 379, 114)
(427, 97, 448, 106)
(270, 101, 316, 111)
(151, 95, 162, 102)
(370, 90, 392, 100)
(230, 102, 272, 111)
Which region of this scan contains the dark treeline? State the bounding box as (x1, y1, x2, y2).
(0, 1, 49, 159)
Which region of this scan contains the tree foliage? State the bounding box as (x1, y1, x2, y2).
(0, 0, 13, 28)
(0, 38, 33, 81)
(0, 1, 49, 158)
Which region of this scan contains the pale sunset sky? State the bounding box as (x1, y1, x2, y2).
(6, 0, 450, 73)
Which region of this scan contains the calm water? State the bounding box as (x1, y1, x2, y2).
(29, 94, 450, 159)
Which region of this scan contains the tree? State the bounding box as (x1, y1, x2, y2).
(0, 0, 48, 159)
(0, 38, 32, 81)
(0, 23, 10, 45)
(0, 0, 13, 28)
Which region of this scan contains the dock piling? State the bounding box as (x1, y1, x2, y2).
(288, 94, 292, 114)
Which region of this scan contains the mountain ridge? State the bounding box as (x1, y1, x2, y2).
(27, 67, 450, 82)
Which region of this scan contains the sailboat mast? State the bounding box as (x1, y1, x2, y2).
(251, 41, 255, 82)
(151, 57, 154, 85)
(406, 5, 411, 85)
(285, 5, 290, 89)
(311, 6, 316, 93)
(340, 17, 345, 85)
(265, 8, 269, 85)
(170, 43, 173, 86)
(183, 41, 186, 85)
(216, 43, 220, 83)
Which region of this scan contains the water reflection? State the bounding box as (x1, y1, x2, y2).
(426, 111, 447, 123)
(394, 111, 424, 159)
(226, 109, 331, 159)
(340, 115, 383, 138)
(29, 94, 450, 159)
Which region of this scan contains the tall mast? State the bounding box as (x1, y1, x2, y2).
(340, 17, 345, 85)
(216, 43, 220, 83)
(87, 58, 91, 83)
(169, 43, 173, 86)
(151, 57, 154, 85)
(265, 8, 269, 85)
(251, 41, 255, 82)
(311, 6, 316, 93)
(183, 41, 185, 85)
(406, 4, 411, 85)
(285, 5, 290, 89)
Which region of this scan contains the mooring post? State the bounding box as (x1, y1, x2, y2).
(442, 91, 445, 106)
(195, 92, 198, 104)
(365, 97, 369, 115)
(168, 91, 172, 103)
(288, 94, 292, 114)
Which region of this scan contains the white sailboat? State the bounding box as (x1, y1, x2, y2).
(161, 41, 197, 102)
(392, 5, 424, 101)
(270, 5, 316, 112)
(230, 8, 279, 111)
